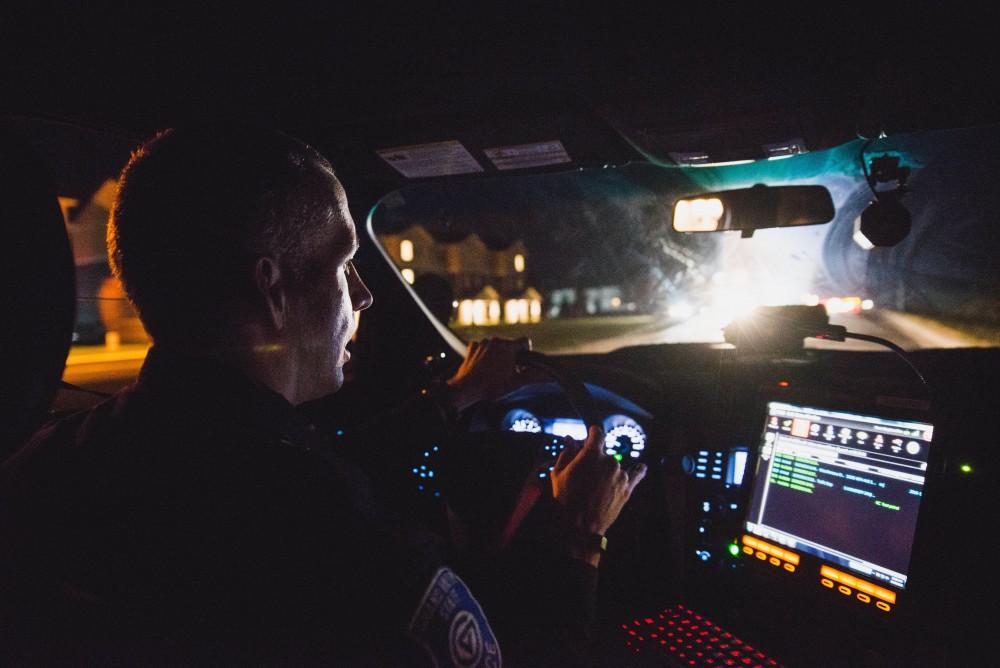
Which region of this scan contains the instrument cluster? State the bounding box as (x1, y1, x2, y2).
(501, 408, 648, 462)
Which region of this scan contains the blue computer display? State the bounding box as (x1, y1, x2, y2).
(745, 402, 933, 589)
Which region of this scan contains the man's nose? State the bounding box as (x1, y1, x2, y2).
(349, 268, 374, 312)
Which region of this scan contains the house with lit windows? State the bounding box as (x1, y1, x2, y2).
(379, 227, 542, 327)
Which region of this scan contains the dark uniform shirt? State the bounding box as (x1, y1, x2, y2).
(0, 347, 454, 664)
(0, 347, 598, 666)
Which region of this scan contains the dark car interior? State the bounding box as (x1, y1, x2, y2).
(4, 6, 999, 666)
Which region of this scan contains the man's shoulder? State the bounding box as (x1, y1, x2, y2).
(0, 380, 330, 496)
(0, 388, 134, 490)
(0, 380, 266, 493)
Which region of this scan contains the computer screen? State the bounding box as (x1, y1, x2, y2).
(744, 401, 933, 589)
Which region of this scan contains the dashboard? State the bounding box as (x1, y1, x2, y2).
(448, 345, 999, 666)
(480, 381, 657, 483)
(500, 408, 649, 462)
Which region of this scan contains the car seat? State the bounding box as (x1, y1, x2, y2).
(0, 124, 76, 461)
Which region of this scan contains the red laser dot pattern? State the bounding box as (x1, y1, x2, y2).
(621, 604, 782, 667)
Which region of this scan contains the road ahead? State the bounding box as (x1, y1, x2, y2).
(59, 310, 996, 399)
(456, 309, 998, 354)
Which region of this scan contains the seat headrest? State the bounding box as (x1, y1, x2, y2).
(0, 127, 76, 458)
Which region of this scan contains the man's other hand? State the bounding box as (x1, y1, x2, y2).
(550, 426, 647, 565)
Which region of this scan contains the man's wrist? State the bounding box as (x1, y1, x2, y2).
(551, 508, 607, 566)
(565, 540, 604, 567)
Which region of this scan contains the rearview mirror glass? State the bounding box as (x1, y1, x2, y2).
(672, 185, 835, 235)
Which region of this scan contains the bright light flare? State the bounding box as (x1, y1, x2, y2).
(823, 296, 862, 315)
(705, 276, 804, 326)
(711, 290, 759, 324)
(674, 197, 725, 232)
(668, 301, 695, 320)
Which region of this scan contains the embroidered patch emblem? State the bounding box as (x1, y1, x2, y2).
(408, 568, 501, 668)
(449, 610, 482, 666)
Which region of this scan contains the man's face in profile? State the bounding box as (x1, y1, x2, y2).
(285, 172, 372, 403)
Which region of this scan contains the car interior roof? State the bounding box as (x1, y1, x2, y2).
(6, 7, 998, 192)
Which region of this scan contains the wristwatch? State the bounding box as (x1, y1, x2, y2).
(585, 532, 609, 553)
(568, 524, 608, 554)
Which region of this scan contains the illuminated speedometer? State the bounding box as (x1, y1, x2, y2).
(502, 409, 543, 433)
(602, 414, 646, 460)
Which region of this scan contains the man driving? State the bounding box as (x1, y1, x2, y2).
(0, 125, 645, 665)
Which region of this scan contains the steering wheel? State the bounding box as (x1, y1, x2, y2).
(513, 351, 604, 429)
(439, 350, 604, 554)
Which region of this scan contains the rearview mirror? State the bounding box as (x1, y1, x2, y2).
(672, 184, 835, 237)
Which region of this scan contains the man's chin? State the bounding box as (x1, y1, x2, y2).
(326, 366, 346, 395)
(296, 367, 345, 405)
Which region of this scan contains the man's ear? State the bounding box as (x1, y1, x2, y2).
(254, 256, 286, 332)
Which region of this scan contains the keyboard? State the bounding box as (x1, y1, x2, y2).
(621, 603, 783, 667)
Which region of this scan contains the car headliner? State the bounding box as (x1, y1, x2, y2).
(4, 5, 998, 205)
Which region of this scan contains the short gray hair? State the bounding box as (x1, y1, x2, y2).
(108, 124, 344, 341)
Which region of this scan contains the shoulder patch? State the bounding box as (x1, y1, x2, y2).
(407, 567, 502, 668)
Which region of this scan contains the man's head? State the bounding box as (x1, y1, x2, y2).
(108, 124, 372, 402)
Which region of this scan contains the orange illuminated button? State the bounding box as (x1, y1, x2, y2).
(742, 546, 754, 555)
(857, 593, 871, 604)
(769, 557, 780, 566)
(820, 566, 897, 604)
(821, 578, 834, 588)
(742, 535, 801, 565)
(876, 601, 892, 612)
(783, 563, 796, 573)
(755, 551, 767, 560)
(837, 585, 852, 596)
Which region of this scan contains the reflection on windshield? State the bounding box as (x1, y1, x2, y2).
(373, 125, 1000, 354)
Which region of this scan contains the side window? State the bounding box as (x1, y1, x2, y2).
(6, 117, 148, 396)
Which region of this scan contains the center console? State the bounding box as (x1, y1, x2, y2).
(624, 383, 953, 666)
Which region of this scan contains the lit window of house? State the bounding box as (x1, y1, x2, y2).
(504, 288, 543, 324)
(504, 300, 519, 324)
(513, 253, 525, 272)
(458, 286, 501, 326)
(400, 239, 414, 262)
(401, 268, 415, 284)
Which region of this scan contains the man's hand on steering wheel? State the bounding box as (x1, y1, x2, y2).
(445, 337, 537, 412)
(440, 338, 647, 566)
(551, 426, 647, 566)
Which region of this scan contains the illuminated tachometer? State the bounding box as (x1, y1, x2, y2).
(503, 409, 543, 433)
(603, 414, 646, 460)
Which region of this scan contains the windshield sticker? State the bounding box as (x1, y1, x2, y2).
(407, 567, 501, 668)
(377, 141, 484, 178)
(484, 140, 571, 170)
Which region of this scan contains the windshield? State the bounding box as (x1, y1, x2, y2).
(372, 125, 1000, 354)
